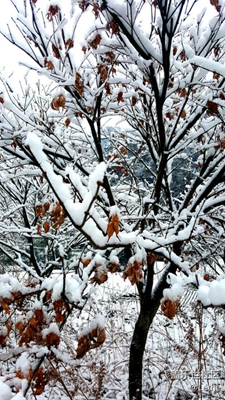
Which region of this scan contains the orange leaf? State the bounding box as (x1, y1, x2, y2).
(88, 33, 102, 49)
(75, 72, 84, 96)
(204, 274, 210, 281)
(65, 39, 74, 49)
(16, 367, 33, 382)
(107, 262, 120, 273)
(51, 95, 65, 111)
(161, 299, 179, 319)
(107, 214, 119, 241)
(52, 43, 60, 59)
(35, 204, 42, 217)
(44, 332, 60, 347)
(181, 109, 186, 118)
(90, 265, 108, 285)
(34, 308, 44, 324)
(16, 321, 26, 334)
(47, 5, 60, 21)
(44, 58, 54, 71)
(32, 367, 47, 396)
(123, 260, 143, 285)
(43, 221, 50, 233)
(65, 118, 71, 127)
(210, 0, 221, 12)
(76, 334, 91, 359)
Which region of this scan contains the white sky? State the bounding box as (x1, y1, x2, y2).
(0, 0, 93, 84)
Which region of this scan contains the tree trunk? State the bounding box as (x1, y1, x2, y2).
(129, 307, 153, 400)
(129, 257, 178, 399)
(129, 265, 158, 400)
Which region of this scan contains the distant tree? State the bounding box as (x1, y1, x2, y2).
(1, 0, 225, 398)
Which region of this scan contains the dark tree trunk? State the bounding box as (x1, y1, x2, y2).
(129, 257, 178, 400)
(129, 262, 157, 400)
(129, 306, 153, 400)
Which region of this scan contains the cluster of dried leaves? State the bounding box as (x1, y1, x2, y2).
(123, 259, 144, 286)
(47, 5, 60, 22)
(15, 366, 47, 396)
(44, 57, 54, 71)
(0, 270, 109, 396)
(210, 0, 222, 13)
(161, 298, 179, 320)
(75, 72, 84, 96)
(51, 94, 66, 110)
(76, 325, 106, 359)
(0, 282, 70, 394)
(35, 200, 67, 234)
(83, 256, 120, 285)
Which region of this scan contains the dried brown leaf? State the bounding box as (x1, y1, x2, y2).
(161, 299, 179, 320)
(107, 214, 119, 241)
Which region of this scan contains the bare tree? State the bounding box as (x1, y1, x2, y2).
(1, 0, 225, 398)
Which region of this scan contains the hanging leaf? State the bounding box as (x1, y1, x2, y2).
(181, 109, 186, 118)
(107, 261, 120, 273)
(51, 94, 66, 110)
(210, 0, 221, 12)
(47, 5, 60, 21)
(43, 221, 50, 233)
(65, 39, 74, 49)
(76, 334, 91, 358)
(65, 118, 71, 127)
(52, 43, 60, 59)
(32, 367, 47, 396)
(44, 331, 60, 347)
(88, 33, 102, 49)
(117, 92, 124, 103)
(76, 326, 106, 358)
(1, 298, 13, 314)
(123, 260, 144, 285)
(161, 299, 179, 319)
(107, 214, 119, 241)
(90, 264, 108, 285)
(75, 72, 84, 95)
(44, 58, 54, 71)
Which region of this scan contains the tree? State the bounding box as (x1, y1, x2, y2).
(1, 0, 225, 398)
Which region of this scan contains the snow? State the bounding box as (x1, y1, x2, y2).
(42, 323, 60, 339)
(197, 278, 225, 306)
(16, 352, 31, 376)
(51, 276, 82, 303)
(11, 394, 26, 400)
(163, 283, 184, 302)
(25, 132, 107, 245)
(190, 56, 225, 77)
(78, 314, 105, 338)
(0, 381, 12, 400)
(88, 162, 106, 194)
